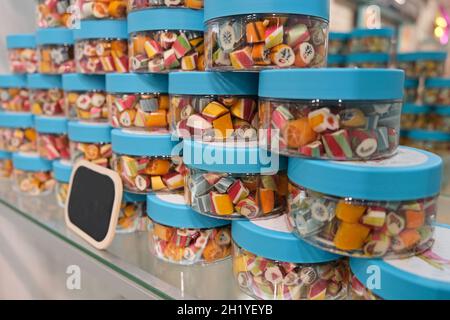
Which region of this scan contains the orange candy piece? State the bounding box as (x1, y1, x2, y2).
(398, 229, 421, 248)
(212, 113, 233, 139)
(336, 201, 367, 223)
(259, 188, 275, 214)
(246, 21, 266, 43)
(283, 118, 317, 148)
(145, 159, 171, 176)
(108, 1, 127, 18)
(153, 223, 174, 241)
(405, 210, 425, 229)
(164, 242, 184, 261)
(334, 222, 370, 251)
(202, 241, 224, 262)
(145, 110, 168, 128)
(159, 95, 169, 110)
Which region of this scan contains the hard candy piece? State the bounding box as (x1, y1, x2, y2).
(264, 266, 283, 285)
(181, 53, 198, 71)
(300, 141, 324, 157)
(363, 231, 391, 256)
(144, 39, 162, 59)
(386, 212, 405, 236)
(259, 188, 275, 214)
(351, 129, 378, 158)
(228, 180, 250, 204)
(340, 109, 366, 128)
(308, 108, 331, 133)
(162, 172, 184, 190)
(230, 99, 256, 122)
(336, 201, 366, 223)
(283, 118, 317, 148)
(299, 267, 317, 285)
(294, 42, 315, 67)
(375, 127, 389, 152)
(264, 25, 283, 49)
(361, 207, 386, 227)
(392, 229, 421, 252)
(218, 22, 242, 52)
(307, 279, 328, 300)
(334, 222, 370, 251)
(202, 101, 228, 119)
(135, 174, 150, 191)
(230, 47, 253, 69)
(212, 113, 233, 139)
(271, 105, 293, 129)
(286, 24, 310, 48)
(270, 44, 295, 67)
(192, 193, 211, 213)
(405, 210, 425, 229)
(214, 176, 235, 193)
(310, 200, 335, 222)
(210, 192, 234, 215)
(246, 21, 266, 43)
(146, 159, 171, 176)
(235, 197, 259, 218)
(172, 33, 192, 58)
(322, 129, 353, 160)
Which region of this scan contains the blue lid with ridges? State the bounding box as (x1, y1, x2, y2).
(404, 78, 419, 88)
(36, 28, 74, 45)
(397, 51, 448, 62)
(124, 191, 147, 203)
(74, 20, 128, 40)
(27, 74, 62, 89)
(52, 160, 72, 182)
(6, 34, 36, 49)
(329, 32, 350, 40)
(204, 0, 329, 22)
(406, 129, 450, 142)
(0, 74, 27, 88)
(169, 72, 258, 95)
(183, 139, 287, 174)
(106, 73, 168, 93)
(288, 146, 442, 201)
(111, 129, 179, 157)
(62, 74, 106, 91)
(0, 112, 34, 128)
(0, 150, 11, 159)
(259, 69, 404, 100)
(350, 224, 450, 300)
(327, 54, 346, 64)
(402, 104, 431, 114)
(232, 217, 342, 263)
(35, 116, 68, 134)
(128, 8, 204, 33)
(12, 153, 53, 172)
(346, 52, 390, 63)
(425, 78, 450, 88)
(68, 121, 111, 143)
(351, 28, 394, 38)
(147, 193, 230, 228)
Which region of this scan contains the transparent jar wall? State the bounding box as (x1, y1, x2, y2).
(0, 128, 37, 153)
(70, 140, 112, 167)
(55, 181, 69, 208)
(65, 90, 108, 121)
(400, 113, 433, 131)
(170, 94, 258, 141)
(347, 61, 389, 69)
(75, 39, 128, 74)
(432, 114, 450, 132)
(108, 92, 169, 131)
(423, 87, 450, 105)
(287, 181, 437, 258)
(0, 159, 13, 179)
(397, 61, 415, 78)
(259, 98, 401, 160)
(13, 169, 55, 196)
(205, 14, 328, 71)
(37, 44, 75, 74)
(404, 87, 418, 104)
(232, 241, 349, 300)
(116, 200, 146, 234)
(328, 39, 347, 55)
(75, 0, 127, 20)
(112, 153, 185, 193)
(350, 273, 381, 300)
(129, 30, 204, 73)
(148, 219, 231, 265)
(0, 88, 30, 112)
(348, 36, 391, 53)
(37, 133, 70, 160)
(37, 0, 73, 28)
(186, 168, 288, 220)
(128, 0, 204, 11)
(398, 60, 446, 78)
(8, 48, 38, 74)
(31, 88, 65, 116)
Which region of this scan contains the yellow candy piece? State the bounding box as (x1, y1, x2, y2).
(151, 176, 166, 191)
(212, 193, 234, 215)
(335, 201, 366, 223)
(202, 101, 228, 119)
(212, 113, 233, 139)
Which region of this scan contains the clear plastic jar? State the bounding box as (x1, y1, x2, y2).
(433, 107, 450, 132)
(128, 0, 203, 11)
(288, 146, 442, 259)
(117, 192, 147, 233)
(36, 28, 75, 74)
(106, 73, 169, 131)
(12, 153, 55, 196)
(147, 193, 232, 265)
(28, 74, 65, 117)
(0, 75, 30, 112)
(74, 20, 128, 74)
(232, 215, 349, 300)
(401, 104, 432, 131)
(397, 52, 448, 78)
(111, 130, 185, 193)
(37, 0, 73, 28)
(6, 34, 38, 74)
(0, 113, 37, 153)
(36, 116, 70, 160)
(68, 121, 112, 167)
(346, 53, 390, 69)
(53, 160, 72, 207)
(128, 8, 204, 73)
(74, 0, 127, 20)
(423, 78, 450, 106)
(183, 139, 288, 220)
(328, 32, 349, 55)
(0, 151, 13, 179)
(349, 28, 393, 54)
(204, 0, 329, 71)
(404, 78, 419, 104)
(327, 54, 345, 68)
(259, 69, 404, 160)
(63, 74, 107, 122)
(169, 72, 259, 141)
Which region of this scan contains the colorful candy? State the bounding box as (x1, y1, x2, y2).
(65, 91, 108, 121)
(70, 142, 112, 167)
(75, 39, 128, 74)
(30, 89, 65, 116)
(0, 88, 30, 112)
(0, 159, 13, 179)
(0, 128, 37, 153)
(75, 0, 127, 20)
(423, 78, 450, 106)
(117, 199, 146, 234)
(397, 52, 448, 78)
(56, 181, 69, 207)
(128, 0, 204, 11)
(38, 45, 75, 74)
(38, 133, 70, 160)
(37, 0, 73, 28)
(13, 169, 55, 196)
(348, 28, 393, 54)
(8, 48, 37, 74)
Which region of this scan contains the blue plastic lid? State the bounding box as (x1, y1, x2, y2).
(434, 107, 450, 116)
(111, 129, 178, 157)
(12, 153, 53, 172)
(350, 224, 450, 300)
(232, 216, 342, 263)
(329, 32, 350, 40)
(52, 160, 72, 183)
(128, 8, 204, 33)
(0, 150, 11, 160)
(68, 121, 111, 143)
(62, 74, 105, 91)
(288, 146, 442, 201)
(404, 78, 419, 88)
(0, 74, 27, 88)
(397, 51, 448, 62)
(35, 116, 68, 134)
(74, 20, 128, 40)
(327, 54, 346, 65)
(402, 104, 431, 114)
(106, 73, 168, 93)
(183, 139, 287, 174)
(27, 74, 62, 89)
(147, 193, 230, 229)
(351, 27, 394, 38)
(204, 0, 329, 22)
(406, 129, 450, 142)
(425, 78, 450, 88)
(6, 34, 36, 49)
(0, 112, 34, 128)
(259, 69, 404, 100)
(36, 28, 74, 45)
(346, 52, 390, 63)
(124, 191, 147, 203)
(169, 72, 258, 95)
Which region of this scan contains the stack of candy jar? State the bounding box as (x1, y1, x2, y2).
(128, 0, 204, 11)
(232, 215, 349, 300)
(117, 192, 148, 233)
(12, 152, 55, 196)
(147, 193, 232, 265)
(397, 52, 448, 78)
(68, 121, 112, 167)
(259, 69, 404, 160)
(63, 74, 108, 121)
(74, 20, 128, 74)
(6, 34, 38, 74)
(169, 72, 259, 141)
(0, 75, 29, 112)
(423, 78, 450, 106)
(111, 129, 185, 193)
(36, 0, 73, 28)
(433, 107, 450, 132)
(28, 74, 65, 117)
(127, 8, 205, 72)
(36, 28, 75, 74)
(204, 0, 329, 71)
(348, 28, 394, 54)
(0, 151, 13, 179)
(183, 139, 288, 220)
(346, 53, 390, 69)
(404, 79, 419, 104)
(35, 116, 70, 160)
(106, 73, 169, 131)
(287, 146, 442, 258)
(401, 104, 433, 131)
(0, 113, 37, 153)
(328, 32, 349, 55)
(52, 160, 72, 207)
(74, 0, 128, 20)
